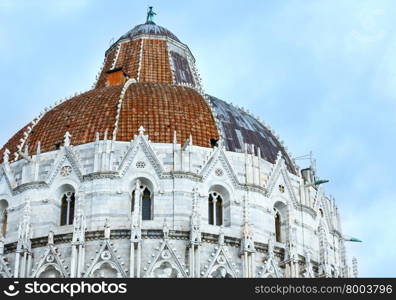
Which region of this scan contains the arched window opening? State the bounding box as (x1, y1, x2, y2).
(208, 194, 214, 225)
(275, 212, 281, 242)
(319, 208, 324, 218)
(142, 187, 152, 220)
(60, 191, 75, 226)
(132, 182, 153, 220)
(208, 191, 223, 226)
(273, 201, 287, 243)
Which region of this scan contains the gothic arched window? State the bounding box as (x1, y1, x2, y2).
(60, 191, 75, 226)
(208, 192, 223, 226)
(142, 187, 152, 220)
(275, 212, 281, 242)
(132, 183, 153, 220)
(273, 201, 287, 243)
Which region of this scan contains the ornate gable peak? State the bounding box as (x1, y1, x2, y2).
(31, 232, 69, 278)
(258, 238, 281, 278)
(265, 151, 284, 195)
(266, 155, 298, 208)
(144, 223, 188, 278)
(203, 231, 240, 278)
(0, 164, 15, 193)
(118, 127, 164, 177)
(46, 148, 84, 185)
(84, 220, 128, 278)
(199, 146, 239, 188)
(84, 239, 128, 278)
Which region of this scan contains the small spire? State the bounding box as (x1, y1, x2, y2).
(104, 218, 111, 240)
(64, 131, 72, 147)
(138, 125, 145, 135)
(36, 142, 41, 155)
(48, 230, 54, 245)
(173, 130, 177, 144)
(104, 129, 108, 141)
(163, 218, 169, 239)
(3, 148, 10, 164)
(146, 6, 157, 23)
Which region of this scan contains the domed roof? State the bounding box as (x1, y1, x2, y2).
(0, 17, 296, 174)
(118, 21, 181, 43)
(208, 96, 296, 173)
(0, 83, 219, 161)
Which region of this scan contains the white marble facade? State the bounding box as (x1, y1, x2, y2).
(0, 127, 352, 278)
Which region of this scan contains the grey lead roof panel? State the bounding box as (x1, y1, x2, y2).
(120, 22, 180, 43)
(208, 95, 296, 174)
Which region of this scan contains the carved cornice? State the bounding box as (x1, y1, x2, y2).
(83, 171, 119, 181)
(298, 204, 317, 218)
(12, 181, 48, 195)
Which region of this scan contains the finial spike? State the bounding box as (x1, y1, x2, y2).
(36, 142, 41, 155)
(163, 218, 169, 239)
(64, 131, 72, 147)
(173, 130, 177, 144)
(104, 129, 108, 141)
(3, 148, 10, 164)
(104, 218, 111, 240)
(138, 125, 145, 135)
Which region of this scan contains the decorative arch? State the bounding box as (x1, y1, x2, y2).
(204, 237, 239, 278)
(208, 185, 231, 226)
(84, 240, 128, 278)
(31, 240, 69, 278)
(144, 237, 188, 278)
(208, 264, 234, 278)
(0, 200, 8, 237)
(91, 261, 123, 278)
(37, 263, 64, 278)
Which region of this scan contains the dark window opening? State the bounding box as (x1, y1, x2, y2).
(142, 188, 152, 220)
(275, 212, 281, 242)
(208, 192, 223, 226)
(60, 192, 75, 226)
(208, 194, 214, 225)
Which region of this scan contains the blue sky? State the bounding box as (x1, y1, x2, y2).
(0, 0, 395, 277)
